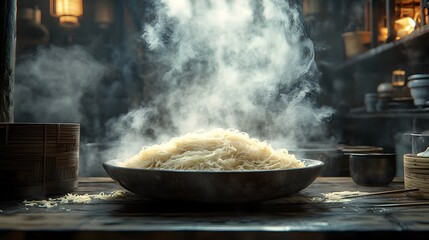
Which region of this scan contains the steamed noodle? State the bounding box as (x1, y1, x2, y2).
(119, 128, 305, 170)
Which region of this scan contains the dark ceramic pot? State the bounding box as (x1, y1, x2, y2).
(349, 153, 396, 186)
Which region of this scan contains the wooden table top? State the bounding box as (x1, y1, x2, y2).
(0, 177, 429, 240)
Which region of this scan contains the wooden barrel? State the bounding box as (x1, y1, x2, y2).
(0, 123, 79, 199)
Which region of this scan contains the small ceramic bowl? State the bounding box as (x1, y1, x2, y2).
(349, 153, 396, 186)
(407, 74, 429, 107)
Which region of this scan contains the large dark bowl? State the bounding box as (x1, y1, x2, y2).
(103, 159, 324, 203)
(349, 153, 396, 186)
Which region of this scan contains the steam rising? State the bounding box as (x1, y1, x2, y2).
(15, 46, 106, 124)
(11, 0, 335, 176)
(108, 0, 333, 161)
(14, 46, 109, 176)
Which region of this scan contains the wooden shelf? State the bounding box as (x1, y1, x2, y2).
(346, 107, 429, 119)
(332, 25, 429, 74)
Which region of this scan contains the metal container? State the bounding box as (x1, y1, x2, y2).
(289, 144, 344, 177)
(405, 133, 429, 154)
(80, 142, 114, 177)
(349, 153, 396, 186)
(364, 93, 378, 112)
(0, 123, 80, 199)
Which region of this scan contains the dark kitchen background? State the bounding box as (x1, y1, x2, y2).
(8, 0, 429, 177)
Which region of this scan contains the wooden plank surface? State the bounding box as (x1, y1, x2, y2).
(1, 177, 429, 240)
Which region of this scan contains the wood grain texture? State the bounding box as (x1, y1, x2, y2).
(0, 123, 80, 199)
(0, 177, 429, 239)
(0, 0, 16, 122)
(404, 154, 429, 199)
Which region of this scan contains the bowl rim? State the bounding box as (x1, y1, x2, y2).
(103, 158, 324, 174)
(407, 79, 429, 88)
(408, 74, 429, 81)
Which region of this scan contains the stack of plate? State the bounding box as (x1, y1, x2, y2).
(403, 154, 429, 199)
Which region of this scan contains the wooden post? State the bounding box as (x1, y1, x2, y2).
(370, 0, 379, 48)
(0, 0, 16, 122)
(421, 0, 427, 27)
(386, 0, 396, 42)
